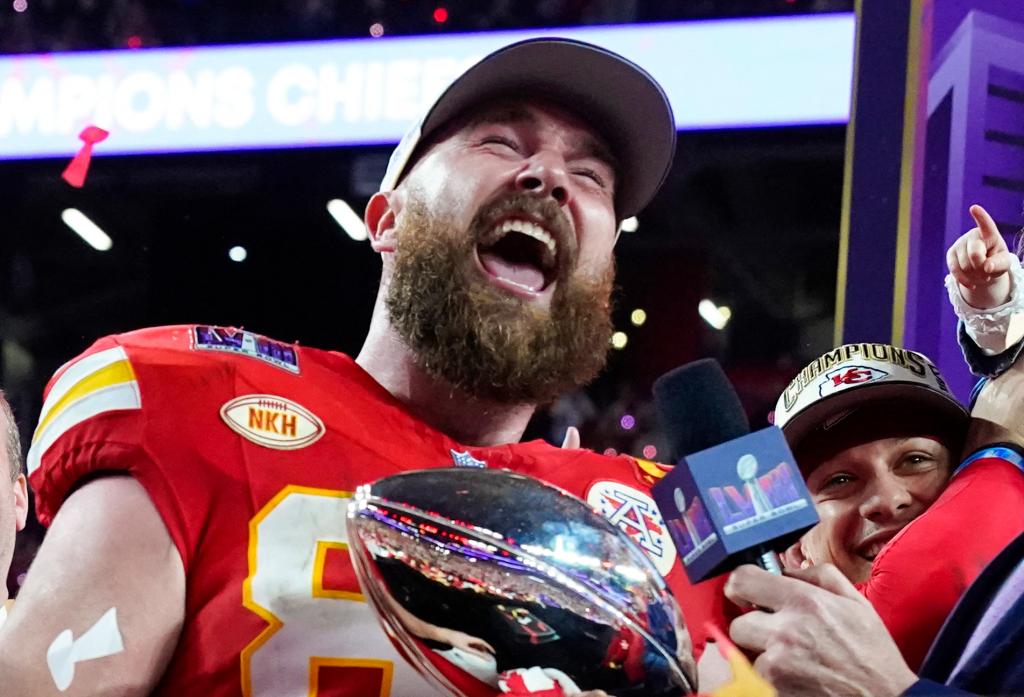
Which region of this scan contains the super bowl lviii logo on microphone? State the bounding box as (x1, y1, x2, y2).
(665, 487, 718, 567)
(653, 426, 819, 583)
(715, 453, 807, 533)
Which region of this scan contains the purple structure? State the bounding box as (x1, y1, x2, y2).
(840, 1, 1024, 402)
(905, 11, 1024, 400)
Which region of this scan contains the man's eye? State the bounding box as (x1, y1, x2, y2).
(480, 135, 519, 151)
(903, 453, 934, 468)
(573, 168, 607, 188)
(822, 473, 854, 490)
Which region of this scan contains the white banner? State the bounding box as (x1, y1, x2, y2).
(0, 15, 854, 160)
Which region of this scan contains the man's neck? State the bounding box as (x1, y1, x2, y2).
(356, 313, 536, 447)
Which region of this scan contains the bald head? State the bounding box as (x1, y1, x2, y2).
(0, 392, 21, 483)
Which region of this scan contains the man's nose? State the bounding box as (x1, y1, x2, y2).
(859, 472, 914, 522)
(514, 151, 570, 206)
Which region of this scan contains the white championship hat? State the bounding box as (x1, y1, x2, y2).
(378, 37, 676, 219)
(773, 343, 968, 449)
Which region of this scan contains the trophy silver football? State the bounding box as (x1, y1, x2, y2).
(347, 468, 696, 696)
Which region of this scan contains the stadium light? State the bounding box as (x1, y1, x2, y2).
(61, 208, 112, 251)
(698, 299, 732, 330)
(327, 199, 368, 241)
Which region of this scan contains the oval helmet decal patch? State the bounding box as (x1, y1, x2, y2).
(220, 394, 325, 450)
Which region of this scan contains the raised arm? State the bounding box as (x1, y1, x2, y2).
(0, 476, 185, 696)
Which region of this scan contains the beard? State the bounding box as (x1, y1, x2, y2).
(385, 192, 615, 405)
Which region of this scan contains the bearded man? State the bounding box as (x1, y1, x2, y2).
(0, 39, 697, 696)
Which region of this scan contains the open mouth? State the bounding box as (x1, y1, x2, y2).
(476, 217, 560, 295)
(856, 529, 900, 562)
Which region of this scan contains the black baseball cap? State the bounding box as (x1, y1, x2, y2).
(379, 38, 676, 219)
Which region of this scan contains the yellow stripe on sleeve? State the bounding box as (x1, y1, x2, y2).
(33, 359, 137, 444)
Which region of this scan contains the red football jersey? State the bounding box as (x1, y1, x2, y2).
(857, 450, 1024, 671)
(28, 325, 710, 696)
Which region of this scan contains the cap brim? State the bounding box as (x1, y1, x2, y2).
(782, 381, 970, 452)
(418, 38, 675, 218)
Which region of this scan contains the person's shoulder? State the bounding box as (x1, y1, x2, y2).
(30, 326, 188, 463)
(526, 443, 671, 489)
(47, 323, 346, 385)
(28, 325, 332, 521)
(106, 324, 307, 371)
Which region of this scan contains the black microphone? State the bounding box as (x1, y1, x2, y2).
(653, 359, 749, 462)
(651, 359, 819, 583)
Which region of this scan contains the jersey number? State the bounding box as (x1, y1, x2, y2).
(241, 486, 396, 697)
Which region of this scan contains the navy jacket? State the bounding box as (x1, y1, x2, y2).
(903, 530, 1024, 696)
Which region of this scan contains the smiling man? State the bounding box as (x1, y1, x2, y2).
(0, 39, 696, 696)
(724, 349, 1024, 696)
(773, 346, 967, 584)
(768, 343, 1024, 670)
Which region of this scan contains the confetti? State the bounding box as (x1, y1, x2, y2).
(61, 125, 109, 188)
(702, 622, 776, 697)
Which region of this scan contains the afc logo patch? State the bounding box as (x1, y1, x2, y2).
(819, 365, 888, 397)
(586, 480, 676, 577)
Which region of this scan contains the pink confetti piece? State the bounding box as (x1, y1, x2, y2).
(61, 125, 109, 188)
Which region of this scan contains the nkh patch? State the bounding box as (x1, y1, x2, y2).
(450, 450, 487, 468)
(586, 480, 677, 577)
(818, 365, 888, 397)
(193, 325, 300, 374)
(221, 395, 325, 450)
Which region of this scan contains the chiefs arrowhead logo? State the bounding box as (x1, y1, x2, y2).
(819, 365, 888, 397)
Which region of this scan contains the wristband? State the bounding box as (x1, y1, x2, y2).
(953, 444, 1024, 477)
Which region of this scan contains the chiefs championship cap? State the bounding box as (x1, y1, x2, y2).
(773, 343, 968, 450)
(379, 37, 676, 219)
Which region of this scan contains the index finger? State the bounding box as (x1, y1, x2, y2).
(970, 204, 1004, 248)
(724, 564, 806, 611)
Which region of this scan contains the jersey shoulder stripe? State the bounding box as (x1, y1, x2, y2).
(635, 457, 670, 481)
(28, 345, 141, 475)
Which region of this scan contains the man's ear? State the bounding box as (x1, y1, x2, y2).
(366, 191, 401, 253)
(780, 539, 810, 571)
(11, 474, 27, 532)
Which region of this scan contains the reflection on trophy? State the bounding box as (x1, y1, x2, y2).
(347, 468, 696, 696)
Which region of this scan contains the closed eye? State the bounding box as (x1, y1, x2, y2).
(572, 167, 607, 188)
(479, 135, 520, 152)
